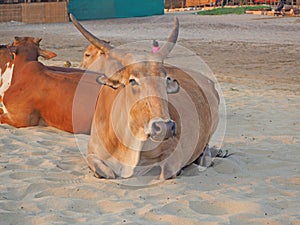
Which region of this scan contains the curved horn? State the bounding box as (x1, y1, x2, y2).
(70, 14, 113, 53)
(157, 17, 179, 60)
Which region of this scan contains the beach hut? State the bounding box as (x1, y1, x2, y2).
(0, 0, 68, 23)
(68, 0, 164, 20)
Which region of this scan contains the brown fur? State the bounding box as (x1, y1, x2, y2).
(1, 37, 103, 134)
(81, 44, 220, 179)
(0, 45, 13, 75)
(72, 15, 219, 179)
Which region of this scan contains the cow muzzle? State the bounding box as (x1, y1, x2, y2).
(147, 119, 176, 142)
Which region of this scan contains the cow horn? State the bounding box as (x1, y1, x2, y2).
(157, 17, 179, 60)
(70, 14, 113, 53)
(33, 37, 42, 44)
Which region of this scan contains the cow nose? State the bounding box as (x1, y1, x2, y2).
(150, 120, 176, 141)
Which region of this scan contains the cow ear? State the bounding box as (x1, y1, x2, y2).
(33, 38, 42, 44)
(167, 78, 180, 94)
(8, 45, 17, 54)
(96, 75, 123, 89)
(14, 36, 22, 43)
(38, 48, 57, 59)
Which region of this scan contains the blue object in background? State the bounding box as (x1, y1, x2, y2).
(68, 0, 164, 20)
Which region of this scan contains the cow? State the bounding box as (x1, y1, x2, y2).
(70, 14, 220, 179)
(0, 45, 14, 115)
(80, 39, 112, 69)
(0, 37, 108, 134)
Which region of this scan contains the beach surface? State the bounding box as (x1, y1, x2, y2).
(0, 13, 299, 224)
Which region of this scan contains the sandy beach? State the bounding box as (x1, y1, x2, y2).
(0, 13, 300, 224)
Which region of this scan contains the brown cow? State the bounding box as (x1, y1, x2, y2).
(80, 39, 112, 69)
(71, 15, 220, 179)
(0, 37, 109, 134)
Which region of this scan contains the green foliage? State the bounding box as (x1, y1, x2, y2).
(197, 6, 271, 15)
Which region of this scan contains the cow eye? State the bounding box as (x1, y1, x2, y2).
(166, 76, 171, 81)
(85, 53, 90, 57)
(129, 78, 139, 86)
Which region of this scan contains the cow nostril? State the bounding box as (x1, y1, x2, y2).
(152, 122, 163, 134)
(170, 121, 176, 136)
(149, 120, 176, 141)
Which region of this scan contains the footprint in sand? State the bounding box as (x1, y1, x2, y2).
(266, 176, 300, 192)
(190, 199, 260, 216)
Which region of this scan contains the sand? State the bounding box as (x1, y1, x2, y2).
(0, 13, 300, 224)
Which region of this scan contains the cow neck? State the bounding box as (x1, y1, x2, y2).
(14, 51, 38, 64)
(10, 55, 28, 83)
(106, 119, 143, 178)
(93, 87, 143, 178)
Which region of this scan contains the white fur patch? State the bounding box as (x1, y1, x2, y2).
(0, 63, 14, 114)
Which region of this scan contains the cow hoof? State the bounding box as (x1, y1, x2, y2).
(159, 166, 179, 180)
(94, 166, 116, 179)
(87, 155, 116, 179)
(159, 173, 177, 180)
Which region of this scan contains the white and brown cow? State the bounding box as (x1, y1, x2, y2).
(71, 14, 220, 179)
(0, 37, 108, 134)
(0, 45, 14, 115)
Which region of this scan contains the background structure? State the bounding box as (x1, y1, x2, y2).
(0, 0, 165, 23)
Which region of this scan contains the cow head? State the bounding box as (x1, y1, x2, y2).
(10, 37, 57, 61)
(71, 14, 179, 143)
(101, 57, 179, 142)
(80, 43, 107, 68)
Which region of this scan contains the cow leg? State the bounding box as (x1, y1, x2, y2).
(159, 164, 178, 180)
(0, 110, 41, 127)
(159, 166, 166, 180)
(87, 154, 116, 179)
(1, 113, 29, 127)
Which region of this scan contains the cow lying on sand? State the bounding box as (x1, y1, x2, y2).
(0, 37, 108, 134)
(71, 14, 220, 179)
